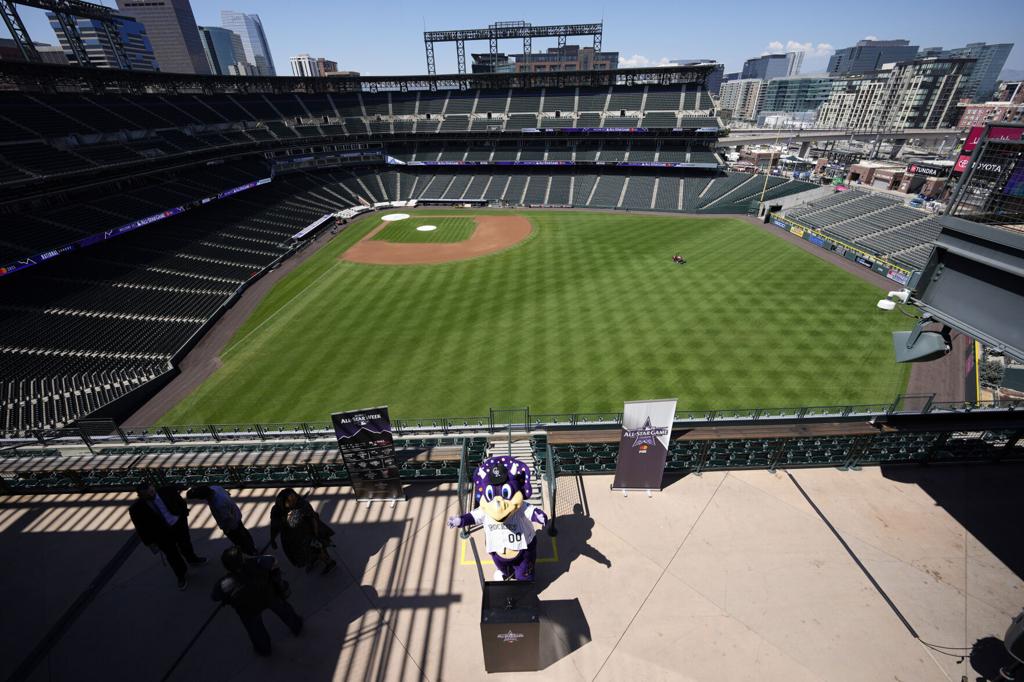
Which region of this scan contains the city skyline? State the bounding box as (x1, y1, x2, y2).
(2, 0, 1021, 77)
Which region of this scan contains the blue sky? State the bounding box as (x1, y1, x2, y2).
(7, 0, 1022, 77)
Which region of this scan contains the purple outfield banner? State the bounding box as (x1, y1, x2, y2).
(611, 398, 678, 492)
(331, 406, 404, 502)
(387, 159, 717, 169)
(615, 161, 719, 169)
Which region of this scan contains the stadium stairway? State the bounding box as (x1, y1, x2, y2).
(485, 438, 546, 506)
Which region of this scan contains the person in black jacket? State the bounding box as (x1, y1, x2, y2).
(212, 547, 303, 656)
(129, 481, 207, 590)
(269, 488, 336, 574)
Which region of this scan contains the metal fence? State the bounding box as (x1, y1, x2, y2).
(2, 396, 1020, 454)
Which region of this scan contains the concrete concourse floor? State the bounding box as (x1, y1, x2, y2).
(1, 464, 1021, 681)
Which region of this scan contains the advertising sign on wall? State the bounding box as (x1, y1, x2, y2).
(963, 126, 986, 152)
(963, 125, 1024, 153)
(887, 269, 911, 285)
(907, 164, 944, 178)
(789, 226, 805, 237)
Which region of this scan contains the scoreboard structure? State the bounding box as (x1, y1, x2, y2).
(947, 123, 1024, 227)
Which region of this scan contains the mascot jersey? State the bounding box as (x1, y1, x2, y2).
(468, 502, 540, 554)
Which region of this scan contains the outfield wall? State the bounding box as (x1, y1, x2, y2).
(766, 212, 914, 286)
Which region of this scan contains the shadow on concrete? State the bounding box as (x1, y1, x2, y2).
(538, 598, 591, 669)
(534, 503, 611, 596)
(881, 463, 1024, 581)
(969, 636, 1019, 681)
(662, 471, 695, 491)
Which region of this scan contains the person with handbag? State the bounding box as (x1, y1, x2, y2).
(269, 488, 337, 574)
(211, 547, 303, 656)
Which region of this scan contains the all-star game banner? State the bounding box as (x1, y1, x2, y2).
(611, 398, 678, 492)
(330, 406, 405, 502)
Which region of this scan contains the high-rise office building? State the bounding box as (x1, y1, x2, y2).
(220, 11, 276, 76)
(198, 26, 246, 76)
(826, 39, 919, 75)
(719, 78, 764, 121)
(756, 76, 834, 116)
(818, 57, 972, 130)
(290, 54, 339, 77)
(116, 0, 209, 74)
(739, 52, 801, 81)
(937, 42, 1013, 102)
(786, 51, 803, 76)
(47, 12, 158, 71)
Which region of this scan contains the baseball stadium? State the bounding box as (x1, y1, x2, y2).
(0, 35, 1022, 682)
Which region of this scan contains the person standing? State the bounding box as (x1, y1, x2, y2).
(212, 547, 303, 656)
(269, 488, 336, 574)
(129, 482, 207, 590)
(187, 485, 258, 555)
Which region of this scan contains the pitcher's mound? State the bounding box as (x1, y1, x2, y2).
(342, 215, 532, 265)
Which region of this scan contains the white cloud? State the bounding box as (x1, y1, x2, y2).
(619, 54, 672, 69)
(864, 35, 879, 41)
(763, 40, 835, 57)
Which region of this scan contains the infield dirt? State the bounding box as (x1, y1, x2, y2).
(341, 215, 532, 265)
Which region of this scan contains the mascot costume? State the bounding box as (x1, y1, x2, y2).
(448, 455, 548, 581)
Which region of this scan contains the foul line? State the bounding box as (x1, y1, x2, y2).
(221, 263, 339, 358)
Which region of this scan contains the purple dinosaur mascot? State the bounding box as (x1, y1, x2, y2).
(448, 455, 548, 582)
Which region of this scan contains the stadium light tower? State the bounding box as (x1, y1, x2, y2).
(0, 0, 132, 69)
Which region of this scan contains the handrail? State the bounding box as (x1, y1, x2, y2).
(545, 442, 558, 537)
(3, 398, 1020, 449)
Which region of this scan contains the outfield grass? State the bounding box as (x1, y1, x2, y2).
(160, 210, 912, 424)
(371, 215, 476, 243)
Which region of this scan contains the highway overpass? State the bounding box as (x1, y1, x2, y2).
(717, 128, 964, 155)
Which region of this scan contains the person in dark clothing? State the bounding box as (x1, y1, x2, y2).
(212, 547, 303, 656)
(129, 482, 207, 590)
(269, 488, 336, 574)
(186, 485, 258, 555)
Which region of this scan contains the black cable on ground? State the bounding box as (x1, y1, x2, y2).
(785, 472, 973, 662)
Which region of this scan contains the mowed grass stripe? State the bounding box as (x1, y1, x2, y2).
(371, 216, 476, 243)
(160, 211, 911, 425)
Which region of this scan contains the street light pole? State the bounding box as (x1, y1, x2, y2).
(758, 125, 784, 208)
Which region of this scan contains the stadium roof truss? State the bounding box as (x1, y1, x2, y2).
(423, 20, 603, 76)
(0, 0, 132, 70)
(0, 60, 715, 95)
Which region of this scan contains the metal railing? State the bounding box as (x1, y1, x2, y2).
(2, 397, 1020, 452)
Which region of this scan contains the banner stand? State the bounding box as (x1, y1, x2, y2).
(331, 406, 406, 506)
(610, 398, 678, 494)
(614, 488, 654, 498)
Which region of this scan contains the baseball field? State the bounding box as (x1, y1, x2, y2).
(159, 209, 912, 424)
